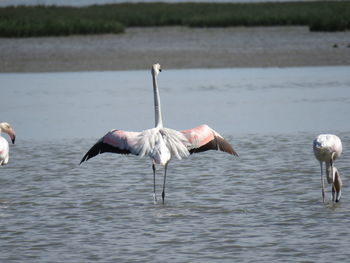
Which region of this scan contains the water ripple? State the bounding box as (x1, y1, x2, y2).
(1, 133, 350, 262)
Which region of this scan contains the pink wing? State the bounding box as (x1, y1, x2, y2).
(80, 129, 140, 164)
(181, 125, 238, 156)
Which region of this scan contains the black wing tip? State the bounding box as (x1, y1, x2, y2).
(216, 136, 239, 157)
(80, 139, 133, 165)
(79, 141, 103, 165)
(79, 155, 89, 165)
(229, 148, 239, 157)
(188, 136, 238, 157)
(80, 154, 95, 164)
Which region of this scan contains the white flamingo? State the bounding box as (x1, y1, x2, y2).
(0, 122, 16, 166)
(313, 134, 343, 203)
(80, 63, 238, 204)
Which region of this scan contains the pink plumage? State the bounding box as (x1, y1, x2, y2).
(81, 63, 238, 204)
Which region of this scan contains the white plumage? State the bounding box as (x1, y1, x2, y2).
(80, 63, 238, 203)
(81, 63, 238, 204)
(313, 134, 343, 202)
(0, 122, 16, 166)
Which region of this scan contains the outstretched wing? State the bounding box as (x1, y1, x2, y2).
(181, 125, 238, 156)
(80, 129, 141, 164)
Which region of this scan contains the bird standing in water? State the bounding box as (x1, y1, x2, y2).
(313, 134, 343, 203)
(80, 63, 238, 204)
(0, 122, 16, 166)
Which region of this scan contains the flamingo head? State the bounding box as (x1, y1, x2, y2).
(0, 122, 16, 144)
(151, 63, 162, 76)
(332, 167, 342, 202)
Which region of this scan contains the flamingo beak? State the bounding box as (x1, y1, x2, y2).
(9, 130, 16, 144)
(335, 190, 341, 202)
(330, 153, 334, 166)
(332, 186, 342, 202)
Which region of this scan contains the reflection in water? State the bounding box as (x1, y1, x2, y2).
(1, 67, 350, 262)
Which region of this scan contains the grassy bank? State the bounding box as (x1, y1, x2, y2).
(0, 1, 349, 37)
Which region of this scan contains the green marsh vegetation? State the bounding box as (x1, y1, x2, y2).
(0, 1, 349, 37)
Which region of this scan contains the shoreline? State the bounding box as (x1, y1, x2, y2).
(1, 26, 350, 73)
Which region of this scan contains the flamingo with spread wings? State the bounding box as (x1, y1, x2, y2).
(80, 63, 238, 204)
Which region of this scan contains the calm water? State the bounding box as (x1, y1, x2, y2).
(1, 67, 350, 262)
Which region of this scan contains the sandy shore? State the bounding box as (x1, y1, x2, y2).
(1, 26, 350, 72)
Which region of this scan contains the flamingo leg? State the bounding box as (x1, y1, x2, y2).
(320, 162, 325, 203)
(152, 163, 157, 204)
(162, 163, 168, 204)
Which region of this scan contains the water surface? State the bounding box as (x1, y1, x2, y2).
(2, 66, 350, 140)
(1, 66, 350, 262)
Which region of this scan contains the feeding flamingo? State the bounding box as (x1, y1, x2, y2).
(313, 134, 343, 203)
(80, 63, 238, 204)
(0, 122, 16, 166)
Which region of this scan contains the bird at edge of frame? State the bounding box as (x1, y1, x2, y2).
(80, 63, 238, 204)
(0, 122, 16, 166)
(313, 134, 343, 203)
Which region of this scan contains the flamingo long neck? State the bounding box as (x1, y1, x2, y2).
(325, 162, 334, 183)
(153, 73, 163, 128)
(325, 162, 331, 175)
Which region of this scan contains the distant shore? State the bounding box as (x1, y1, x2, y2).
(1, 26, 350, 72)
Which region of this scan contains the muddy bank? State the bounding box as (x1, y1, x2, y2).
(1, 26, 349, 72)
